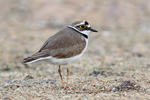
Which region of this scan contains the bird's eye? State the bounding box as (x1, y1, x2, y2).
(80, 25, 86, 29)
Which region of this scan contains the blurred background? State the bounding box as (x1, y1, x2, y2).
(1, 0, 150, 64)
(0, 0, 150, 73)
(0, 0, 150, 99)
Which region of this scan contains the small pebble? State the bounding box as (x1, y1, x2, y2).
(136, 53, 144, 57)
(111, 80, 141, 92)
(11, 85, 20, 90)
(45, 79, 56, 84)
(89, 70, 101, 76)
(0, 64, 10, 71)
(147, 62, 150, 67)
(23, 75, 34, 80)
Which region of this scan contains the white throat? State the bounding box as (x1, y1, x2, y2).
(67, 25, 90, 36)
(81, 30, 90, 35)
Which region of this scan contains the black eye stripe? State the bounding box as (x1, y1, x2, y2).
(76, 24, 90, 30)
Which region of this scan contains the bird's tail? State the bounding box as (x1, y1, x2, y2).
(22, 51, 49, 64)
(22, 57, 37, 64)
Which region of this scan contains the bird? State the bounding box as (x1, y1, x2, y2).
(22, 20, 98, 88)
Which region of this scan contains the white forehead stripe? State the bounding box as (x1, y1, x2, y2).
(74, 20, 90, 27)
(74, 22, 84, 27)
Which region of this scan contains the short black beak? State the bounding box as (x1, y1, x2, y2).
(90, 28, 98, 32)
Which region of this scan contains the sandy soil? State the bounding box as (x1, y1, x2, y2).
(0, 0, 150, 100)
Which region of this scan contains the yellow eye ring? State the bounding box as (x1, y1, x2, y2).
(80, 25, 86, 29)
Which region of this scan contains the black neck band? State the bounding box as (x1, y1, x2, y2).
(67, 26, 88, 39)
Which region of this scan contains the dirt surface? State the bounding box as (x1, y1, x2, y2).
(0, 0, 150, 100)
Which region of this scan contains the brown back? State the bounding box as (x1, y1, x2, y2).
(37, 27, 86, 58)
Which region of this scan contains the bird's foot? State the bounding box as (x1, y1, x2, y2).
(62, 84, 71, 90)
